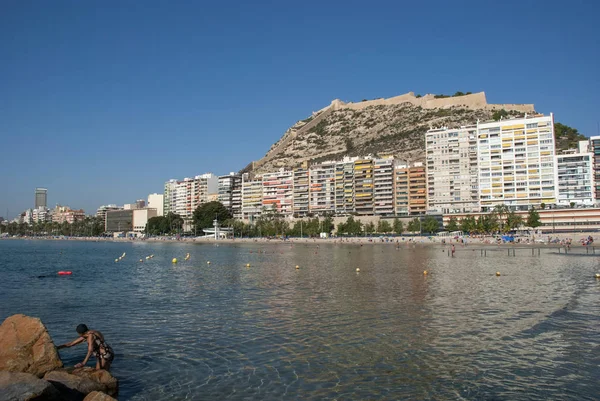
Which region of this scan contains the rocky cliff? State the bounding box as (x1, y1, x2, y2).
(244, 91, 535, 175)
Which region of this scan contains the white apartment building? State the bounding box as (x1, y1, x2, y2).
(262, 169, 293, 216)
(373, 157, 395, 216)
(241, 178, 263, 221)
(218, 173, 243, 215)
(477, 114, 557, 211)
(163, 180, 178, 216)
(309, 161, 336, 214)
(147, 193, 164, 216)
(555, 150, 595, 206)
(164, 174, 218, 219)
(32, 206, 51, 223)
(426, 125, 479, 214)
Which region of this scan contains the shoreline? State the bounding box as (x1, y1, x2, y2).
(1, 232, 597, 248)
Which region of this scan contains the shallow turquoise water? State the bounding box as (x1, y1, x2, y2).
(1, 239, 599, 400)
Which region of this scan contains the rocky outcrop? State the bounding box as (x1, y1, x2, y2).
(0, 371, 60, 401)
(44, 368, 118, 400)
(83, 391, 117, 401)
(0, 315, 118, 401)
(0, 315, 63, 377)
(246, 91, 537, 175)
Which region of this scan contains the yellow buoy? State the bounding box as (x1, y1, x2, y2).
(246, 263, 250, 267)
(595, 273, 600, 279)
(172, 258, 178, 264)
(423, 270, 428, 275)
(295, 265, 299, 269)
(207, 261, 211, 264)
(356, 268, 360, 272)
(496, 272, 501, 276)
(139, 259, 143, 262)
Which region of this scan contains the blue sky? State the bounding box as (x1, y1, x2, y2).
(1, 0, 599, 218)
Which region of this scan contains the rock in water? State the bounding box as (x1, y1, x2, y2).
(44, 368, 118, 399)
(83, 391, 117, 401)
(0, 314, 63, 377)
(0, 371, 61, 401)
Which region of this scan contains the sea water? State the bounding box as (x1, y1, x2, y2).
(1, 239, 599, 400)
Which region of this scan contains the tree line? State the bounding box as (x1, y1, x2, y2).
(444, 205, 541, 234)
(1, 216, 105, 237)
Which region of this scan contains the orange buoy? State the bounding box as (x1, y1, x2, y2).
(57, 271, 72, 275)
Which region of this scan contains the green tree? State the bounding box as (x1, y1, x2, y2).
(192, 202, 232, 234)
(445, 216, 459, 232)
(460, 215, 476, 234)
(337, 216, 363, 236)
(422, 216, 439, 234)
(540, 203, 546, 210)
(505, 210, 523, 232)
(377, 220, 392, 233)
(364, 222, 376, 234)
(492, 109, 509, 121)
(407, 217, 421, 233)
(554, 122, 586, 150)
(393, 218, 404, 235)
(570, 201, 576, 208)
(526, 207, 542, 228)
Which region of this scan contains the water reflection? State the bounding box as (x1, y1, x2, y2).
(0, 240, 599, 400)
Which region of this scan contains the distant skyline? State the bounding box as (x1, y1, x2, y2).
(1, 0, 599, 218)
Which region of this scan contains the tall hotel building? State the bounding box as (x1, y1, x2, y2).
(309, 161, 336, 215)
(426, 125, 479, 213)
(477, 114, 556, 211)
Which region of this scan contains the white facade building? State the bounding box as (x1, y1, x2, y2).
(132, 208, 158, 233)
(147, 193, 164, 216)
(477, 114, 557, 211)
(426, 125, 479, 213)
(164, 173, 218, 219)
(555, 151, 595, 206)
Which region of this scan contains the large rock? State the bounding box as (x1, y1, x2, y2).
(0, 371, 61, 401)
(0, 315, 63, 377)
(44, 368, 118, 400)
(83, 392, 117, 401)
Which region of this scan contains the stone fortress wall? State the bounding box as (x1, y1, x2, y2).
(330, 91, 535, 113)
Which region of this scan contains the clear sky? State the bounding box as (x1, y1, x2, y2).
(1, 0, 599, 219)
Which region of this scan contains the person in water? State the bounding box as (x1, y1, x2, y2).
(57, 324, 114, 371)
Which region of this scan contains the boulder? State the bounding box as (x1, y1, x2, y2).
(83, 392, 117, 401)
(0, 370, 61, 401)
(0, 314, 63, 377)
(44, 368, 118, 400)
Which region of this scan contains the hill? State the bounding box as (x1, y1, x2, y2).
(242, 92, 581, 176)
